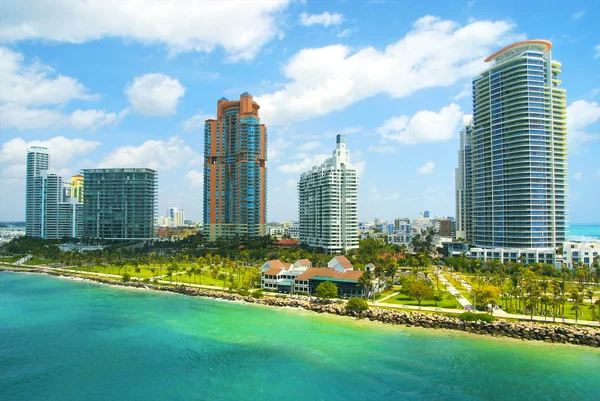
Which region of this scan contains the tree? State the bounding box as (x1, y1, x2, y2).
(571, 291, 583, 324)
(407, 279, 434, 306)
(315, 281, 338, 300)
(472, 284, 501, 314)
(346, 297, 369, 313)
(358, 270, 373, 299)
(218, 272, 227, 290)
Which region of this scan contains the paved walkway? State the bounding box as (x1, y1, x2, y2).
(450, 272, 472, 291)
(375, 291, 399, 303)
(371, 301, 600, 327)
(437, 272, 473, 310)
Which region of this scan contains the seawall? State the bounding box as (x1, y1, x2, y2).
(2, 265, 599, 348)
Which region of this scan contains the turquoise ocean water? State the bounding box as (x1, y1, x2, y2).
(1, 272, 599, 401)
(568, 223, 600, 241)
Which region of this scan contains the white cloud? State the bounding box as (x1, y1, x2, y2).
(573, 172, 583, 182)
(595, 44, 600, 58)
(453, 82, 471, 100)
(337, 28, 356, 38)
(0, 0, 292, 61)
(567, 100, 600, 150)
(298, 141, 322, 151)
(0, 136, 100, 182)
(185, 170, 203, 189)
(268, 136, 292, 162)
(257, 16, 520, 125)
(377, 104, 463, 145)
(367, 145, 397, 153)
(181, 110, 212, 132)
(125, 73, 185, 116)
(98, 137, 198, 170)
(0, 104, 126, 130)
(0, 47, 125, 130)
(571, 11, 585, 20)
(299, 12, 343, 27)
(278, 154, 329, 173)
(418, 161, 435, 175)
(0, 47, 95, 107)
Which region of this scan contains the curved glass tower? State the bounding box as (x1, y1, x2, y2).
(471, 40, 567, 249)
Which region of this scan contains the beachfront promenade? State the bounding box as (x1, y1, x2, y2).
(6, 262, 599, 328)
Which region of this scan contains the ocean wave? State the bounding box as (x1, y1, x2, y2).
(567, 234, 600, 242)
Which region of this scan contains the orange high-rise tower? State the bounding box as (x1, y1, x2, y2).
(203, 93, 267, 240)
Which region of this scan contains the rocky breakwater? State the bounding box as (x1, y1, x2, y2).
(2, 265, 599, 347)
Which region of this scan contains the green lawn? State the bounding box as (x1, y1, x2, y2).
(27, 258, 54, 265)
(67, 264, 257, 290)
(0, 255, 24, 263)
(383, 291, 462, 309)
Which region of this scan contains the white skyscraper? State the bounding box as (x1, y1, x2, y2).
(25, 146, 82, 239)
(26, 146, 49, 237)
(455, 115, 473, 241)
(298, 134, 359, 254)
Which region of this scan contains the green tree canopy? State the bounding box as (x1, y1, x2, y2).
(315, 281, 338, 300)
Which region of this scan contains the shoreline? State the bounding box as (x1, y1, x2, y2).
(2, 265, 599, 348)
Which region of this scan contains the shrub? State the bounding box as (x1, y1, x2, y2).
(237, 288, 250, 296)
(315, 281, 338, 300)
(121, 273, 131, 282)
(346, 297, 369, 313)
(251, 289, 264, 299)
(458, 312, 495, 322)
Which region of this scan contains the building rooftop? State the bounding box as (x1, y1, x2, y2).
(331, 255, 353, 269)
(295, 267, 363, 282)
(485, 39, 552, 63)
(264, 267, 284, 276)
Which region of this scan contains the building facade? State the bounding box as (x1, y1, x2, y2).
(462, 40, 567, 250)
(71, 174, 84, 203)
(298, 134, 359, 254)
(25, 146, 49, 237)
(562, 241, 599, 268)
(439, 219, 453, 237)
(82, 168, 157, 240)
(455, 116, 473, 241)
(203, 93, 267, 240)
(25, 147, 81, 239)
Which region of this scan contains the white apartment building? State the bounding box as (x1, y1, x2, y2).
(298, 134, 359, 254)
(469, 247, 557, 266)
(287, 222, 300, 239)
(266, 225, 285, 238)
(25, 147, 82, 239)
(562, 242, 599, 268)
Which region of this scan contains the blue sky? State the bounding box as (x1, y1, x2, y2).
(1, 0, 599, 224)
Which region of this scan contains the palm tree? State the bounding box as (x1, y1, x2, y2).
(571, 291, 582, 324)
(588, 300, 597, 322)
(358, 271, 373, 300)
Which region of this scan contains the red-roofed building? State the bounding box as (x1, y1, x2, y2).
(293, 267, 372, 298)
(327, 255, 353, 272)
(273, 239, 299, 247)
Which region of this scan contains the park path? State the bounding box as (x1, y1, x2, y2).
(371, 301, 600, 327)
(436, 272, 473, 310)
(375, 291, 399, 303)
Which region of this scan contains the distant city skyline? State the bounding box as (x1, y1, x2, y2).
(1, 1, 599, 224)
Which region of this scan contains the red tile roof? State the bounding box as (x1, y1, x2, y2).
(264, 267, 283, 276)
(333, 255, 353, 269)
(295, 259, 311, 265)
(294, 267, 363, 282)
(273, 239, 299, 246)
(265, 260, 285, 269)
